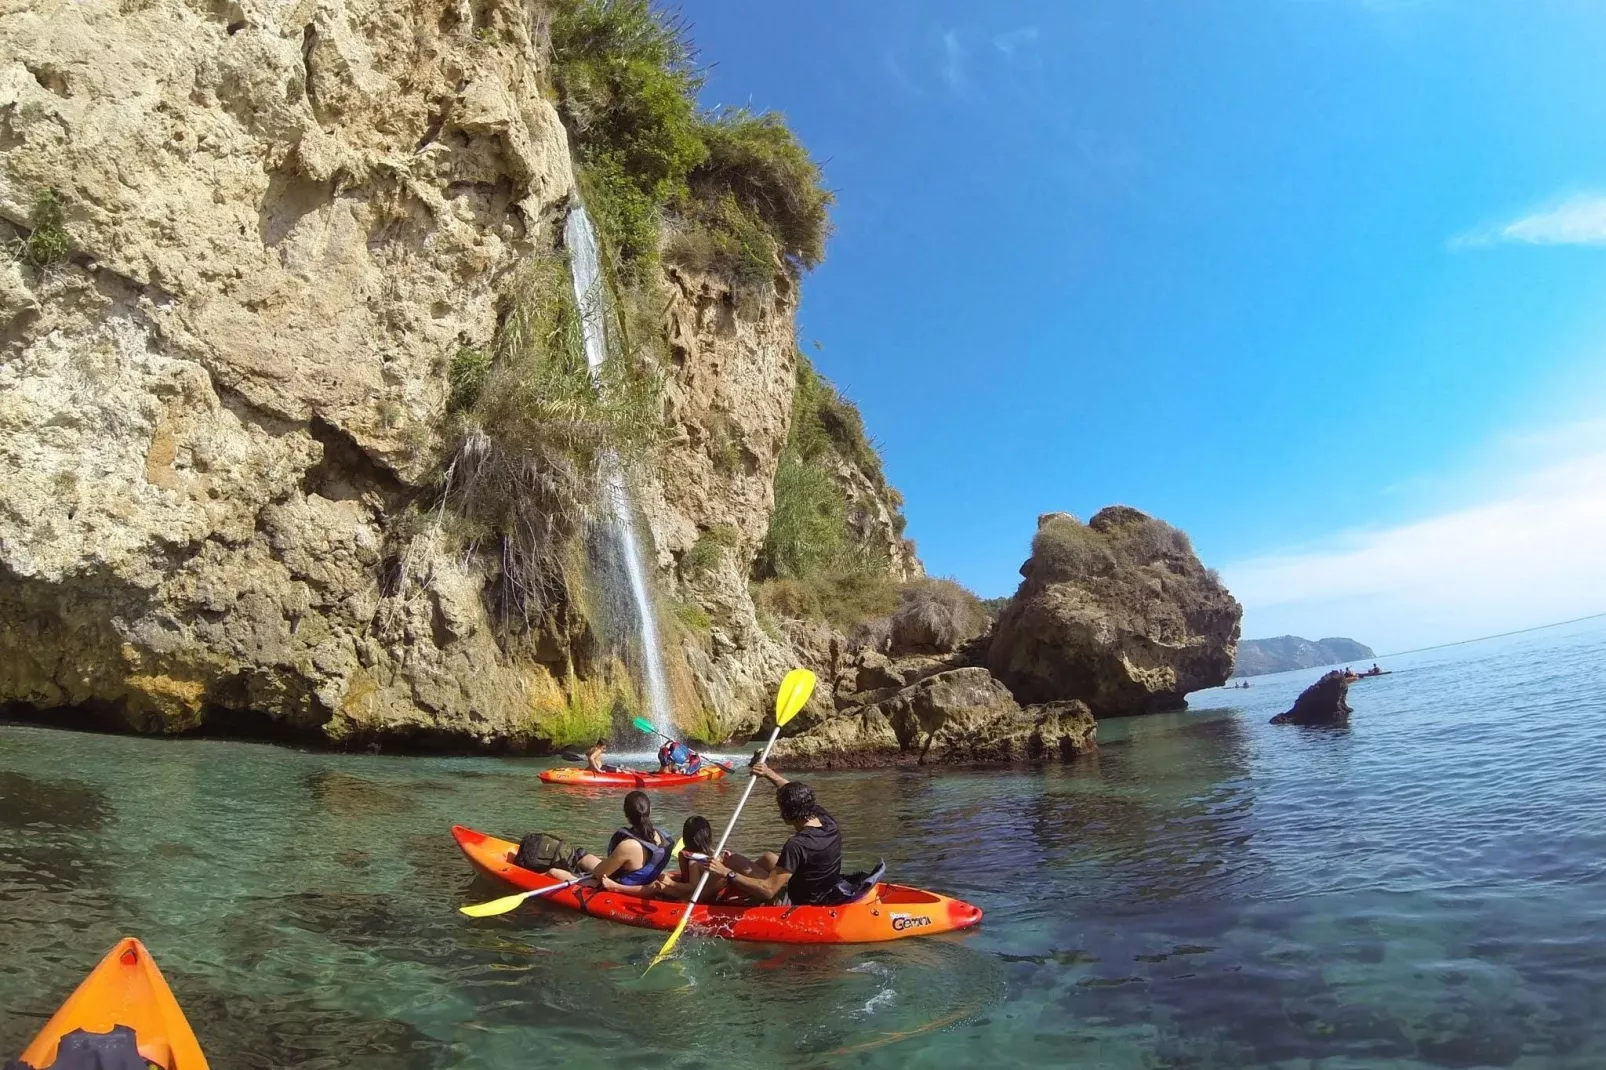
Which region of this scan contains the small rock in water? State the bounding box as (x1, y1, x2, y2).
(1270, 670, 1353, 726)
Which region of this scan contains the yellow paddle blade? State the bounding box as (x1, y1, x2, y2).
(458, 889, 536, 918)
(774, 668, 817, 728)
(645, 911, 692, 974)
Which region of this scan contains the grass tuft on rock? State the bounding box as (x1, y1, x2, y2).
(9, 189, 71, 268)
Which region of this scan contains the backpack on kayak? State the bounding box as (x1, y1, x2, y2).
(5, 1025, 149, 1070)
(513, 832, 585, 873)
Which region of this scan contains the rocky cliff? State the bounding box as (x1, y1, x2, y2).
(0, 0, 910, 750)
(1232, 635, 1374, 678)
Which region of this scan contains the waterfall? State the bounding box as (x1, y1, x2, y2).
(564, 206, 675, 741)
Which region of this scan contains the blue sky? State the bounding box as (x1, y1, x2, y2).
(681, 0, 1606, 650)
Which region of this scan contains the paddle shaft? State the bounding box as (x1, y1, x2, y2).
(674, 723, 783, 917)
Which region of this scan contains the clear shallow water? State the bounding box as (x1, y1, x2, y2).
(2, 618, 1603, 1069)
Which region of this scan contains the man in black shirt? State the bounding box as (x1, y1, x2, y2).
(706, 760, 843, 906)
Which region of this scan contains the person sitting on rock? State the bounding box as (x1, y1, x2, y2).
(657, 739, 703, 775)
(705, 760, 844, 906)
(546, 790, 674, 898)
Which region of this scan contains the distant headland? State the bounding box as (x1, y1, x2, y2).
(1232, 636, 1375, 678)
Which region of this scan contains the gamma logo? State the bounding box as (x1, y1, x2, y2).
(890, 913, 931, 932)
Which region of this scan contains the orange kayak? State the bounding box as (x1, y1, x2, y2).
(539, 765, 728, 788)
(14, 938, 208, 1070)
(453, 825, 983, 944)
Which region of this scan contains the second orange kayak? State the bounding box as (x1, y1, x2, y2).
(539, 765, 728, 788)
(14, 938, 209, 1070)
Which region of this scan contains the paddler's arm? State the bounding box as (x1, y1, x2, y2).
(708, 856, 790, 901)
(751, 759, 788, 788)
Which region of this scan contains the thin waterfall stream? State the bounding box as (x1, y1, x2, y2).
(564, 206, 675, 740)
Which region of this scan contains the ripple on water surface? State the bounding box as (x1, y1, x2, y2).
(1, 618, 1604, 1067)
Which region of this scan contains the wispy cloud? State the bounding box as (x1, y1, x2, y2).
(1452, 193, 1606, 249)
(1222, 420, 1606, 651)
(993, 26, 1040, 58)
(941, 29, 966, 91)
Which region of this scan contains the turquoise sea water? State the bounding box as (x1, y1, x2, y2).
(2, 617, 1604, 1068)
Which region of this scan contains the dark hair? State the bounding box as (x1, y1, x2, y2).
(776, 782, 818, 823)
(623, 790, 655, 841)
(682, 815, 713, 855)
(594, 738, 607, 748)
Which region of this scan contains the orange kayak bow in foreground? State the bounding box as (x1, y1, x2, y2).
(453, 825, 983, 944)
(539, 765, 728, 788)
(14, 938, 208, 1070)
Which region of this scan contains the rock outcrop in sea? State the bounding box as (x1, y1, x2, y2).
(1270, 670, 1353, 726)
(985, 509, 1243, 717)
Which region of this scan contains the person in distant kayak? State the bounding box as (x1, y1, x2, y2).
(546, 790, 674, 897)
(585, 738, 615, 773)
(705, 759, 843, 907)
(657, 739, 703, 776)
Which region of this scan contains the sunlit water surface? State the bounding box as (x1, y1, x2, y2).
(2, 619, 1603, 1068)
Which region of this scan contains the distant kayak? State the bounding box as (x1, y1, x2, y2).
(540, 765, 728, 788)
(453, 825, 984, 944)
(14, 937, 209, 1070)
(1351, 670, 1392, 679)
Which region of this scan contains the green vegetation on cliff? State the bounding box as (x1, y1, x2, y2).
(547, 0, 831, 285)
(441, 253, 663, 631)
(751, 355, 912, 631)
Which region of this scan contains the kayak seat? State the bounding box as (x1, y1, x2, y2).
(832, 860, 887, 904)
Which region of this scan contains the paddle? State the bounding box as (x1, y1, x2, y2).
(459, 874, 591, 918)
(632, 716, 673, 742)
(560, 752, 585, 762)
(632, 717, 734, 772)
(643, 668, 816, 974)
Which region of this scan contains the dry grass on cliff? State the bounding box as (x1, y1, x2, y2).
(889, 578, 989, 653)
(441, 253, 664, 631)
(753, 570, 901, 634)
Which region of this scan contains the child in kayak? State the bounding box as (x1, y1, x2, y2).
(657, 739, 704, 776)
(649, 816, 755, 904)
(546, 790, 674, 897)
(705, 760, 844, 906)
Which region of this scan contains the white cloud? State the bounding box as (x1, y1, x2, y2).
(1452, 193, 1606, 249)
(1222, 423, 1606, 651)
(941, 30, 965, 90)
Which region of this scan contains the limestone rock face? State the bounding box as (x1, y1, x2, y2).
(987, 507, 1242, 716)
(1270, 670, 1353, 726)
(0, 0, 576, 743)
(630, 265, 805, 739)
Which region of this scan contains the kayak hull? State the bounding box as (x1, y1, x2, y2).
(17, 938, 209, 1070)
(539, 766, 727, 788)
(452, 825, 983, 944)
